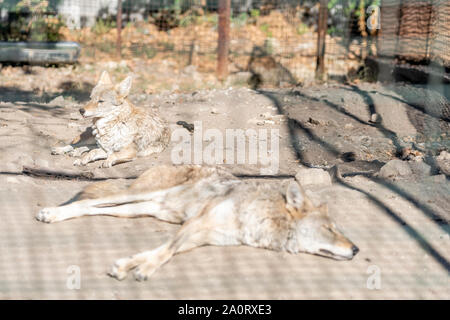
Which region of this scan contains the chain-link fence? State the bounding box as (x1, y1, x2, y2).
(0, 1, 449, 301)
(0, 0, 383, 86)
(0, 0, 448, 86)
(379, 0, 449, 68)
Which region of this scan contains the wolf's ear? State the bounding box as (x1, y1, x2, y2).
(98, 71, 112, 85)
(117, 76, 132, 98)
(286, 180, 305, 209)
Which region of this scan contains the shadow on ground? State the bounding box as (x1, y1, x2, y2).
(256, 88, 450, 274)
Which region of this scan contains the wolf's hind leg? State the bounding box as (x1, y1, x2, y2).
(100, 144, 137, 168)
(36, 184, 189, 223)
(36, 196, 185, 224)
(68, 146, 90, 157)
(73, 148, 107, 166)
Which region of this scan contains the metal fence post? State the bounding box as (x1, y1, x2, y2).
(117, 0, 122, 59)
(316, 0, 328, 80)
(217, 0, 230, 80)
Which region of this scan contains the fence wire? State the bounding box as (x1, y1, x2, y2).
(379, 0, 449, 68)
(0, 0, 448, 86)
(0, 0, 449, 301)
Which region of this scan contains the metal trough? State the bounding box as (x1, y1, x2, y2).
(0, 41, 81, 64)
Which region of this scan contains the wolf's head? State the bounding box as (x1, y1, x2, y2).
(79, 71, 132, 118)
(285, 180, 359, 260)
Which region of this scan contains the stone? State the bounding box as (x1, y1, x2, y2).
(378, 159, 412, 179)
(295, 167, 332, 187)
(369, 113, 382, 124)
(435, 151, 450, 176)
(408, 160, 432, 177)
(49, 95, 65, 106)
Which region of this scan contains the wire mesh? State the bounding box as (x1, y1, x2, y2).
(0, 0, 448, 82)
(0, 0, 448, 300)
(379, 0, 450, 67)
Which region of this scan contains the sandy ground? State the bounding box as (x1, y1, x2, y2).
(0, 82, 449, 299)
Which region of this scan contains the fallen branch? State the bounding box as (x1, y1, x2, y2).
(22, 165, 96, 180)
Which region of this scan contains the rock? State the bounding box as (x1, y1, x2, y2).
(378, 159, 412, 179)
(295, 167, 332, 187)
(49, 95, 65, 106)
(369, 113, 382, 124)
(435, 151, 450, 175)
(408, 160, 432, 177)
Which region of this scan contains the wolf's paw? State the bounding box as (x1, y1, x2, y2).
(133, 263, 158, 282)
(108, 258, 131, 281)
(68, 147, 89, 157)
(100, 159, 114, 168)
(51, 145, 73, 155)
(36, 207, 59, 223)
(73, 158, 86, 166)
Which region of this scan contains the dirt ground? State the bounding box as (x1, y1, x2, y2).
(0, 72, 449, 299)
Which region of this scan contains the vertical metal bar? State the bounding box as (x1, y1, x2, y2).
(359, 0, 368, 60)
(116, 0, 122, 59)
(316, 0, 328, 80)
(217, 0, 230, 80)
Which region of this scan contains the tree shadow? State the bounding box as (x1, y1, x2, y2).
(0, 100, 66, 117)
(334, 172, 450, 272)
(0, 84, 92, 118)
(257, 89, 450, 273)
(246, 45, 299, 89)
(58, 81, 94, 102)
(0, 80, 93, 105)
(344, 85, 405, 156)
(367, 89, 450, 123)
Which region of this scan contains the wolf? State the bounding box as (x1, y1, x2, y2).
(51, 71, 170, 168)
(36, 165, 359, 281)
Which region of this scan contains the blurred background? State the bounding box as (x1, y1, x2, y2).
(0, 0, 447, 95)
(0, 1, 449, 299)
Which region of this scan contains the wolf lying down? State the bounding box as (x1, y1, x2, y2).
(36, 165, 359, 281)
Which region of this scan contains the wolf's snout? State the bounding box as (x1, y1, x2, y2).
(352, 245, 359, 256)
(79, 108, 86, 116)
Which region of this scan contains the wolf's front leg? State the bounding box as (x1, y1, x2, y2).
(109, 243, 173, 281)
(109, 207, 241, 281)
(100, 144, 137, 168)
(52, 127, 96, 156)
(73, 148, 107, 166)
